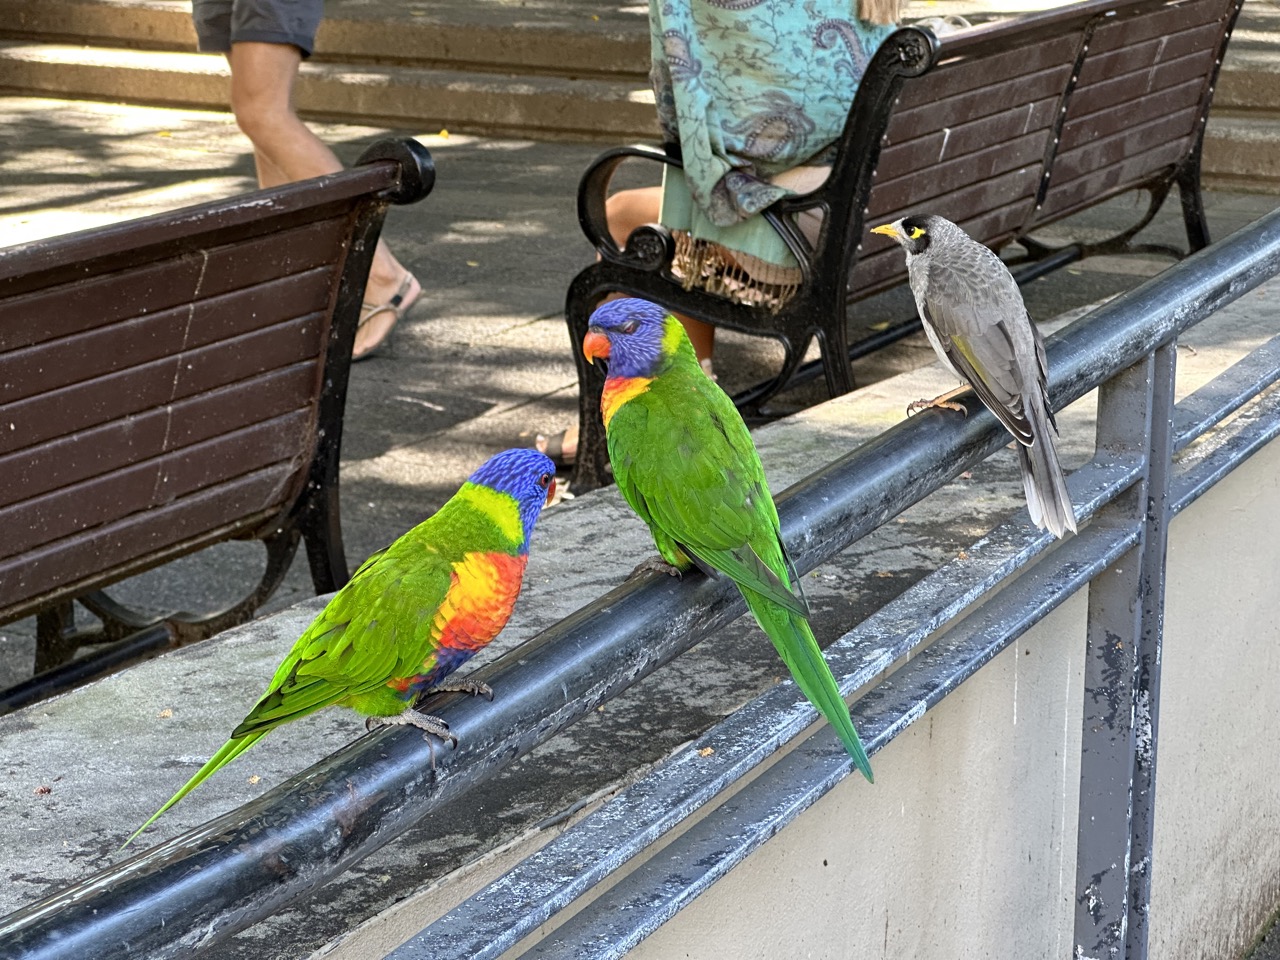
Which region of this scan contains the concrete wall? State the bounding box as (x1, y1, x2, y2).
(625, 437, 1280, 960)
(1152, 438, 1280, 960)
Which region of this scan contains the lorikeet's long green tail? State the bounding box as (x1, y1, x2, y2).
(743, 589, 874, 783)
(120, 732, 266, 850)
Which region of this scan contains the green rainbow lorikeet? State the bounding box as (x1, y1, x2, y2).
(582, 298, 873, 782)
(123, 448, 557, 849)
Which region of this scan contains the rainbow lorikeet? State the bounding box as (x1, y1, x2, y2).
(123, 448, 557, 849)
(582, 298, 873, 782)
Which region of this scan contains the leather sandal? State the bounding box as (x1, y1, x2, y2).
(353, 271, 420, 362)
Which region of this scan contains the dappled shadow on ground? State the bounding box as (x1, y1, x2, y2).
(0, 100, 256, 220)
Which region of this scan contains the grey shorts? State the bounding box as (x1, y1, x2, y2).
(192, 0, 323, 58)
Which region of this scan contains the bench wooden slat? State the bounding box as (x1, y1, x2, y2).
(0, 269, 333, 404)
(868, 129, 1050, 219)
(0, 217, 349, 353)
(1052, 112, 1200, 185)
(895, 34, 1080, 109)
(0, 364, 317, 508)
(1076, 19, 1224, 86)
(0, 410, 312, 561)
(878, 98, 1060, 170)
(1085, 0, 1230, 54)
(0, 163, 397, 292)
(1037, 140, 1191, 223)
(0, 312, 326, 457)
(1058, 77, 1203, 152)
(0, 465, 298, 611)
(1066, 47, 1217, 121)
(886, 62, 1073, 145)
(867, 164, 1041, 242)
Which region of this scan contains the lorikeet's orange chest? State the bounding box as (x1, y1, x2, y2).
(601, 376, 653, 428)
(433, 551, 528, 652)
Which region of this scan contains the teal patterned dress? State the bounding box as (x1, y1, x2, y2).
(649, 0, 895, 278)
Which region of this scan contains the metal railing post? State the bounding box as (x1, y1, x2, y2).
(1074, 353, 1151, 955)
(1073, 343, 1176, 958)
(1125, 342, 1177, 954)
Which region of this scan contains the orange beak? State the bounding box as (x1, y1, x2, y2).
(582, 330, 611, 365)
(545, 477, 557, 504)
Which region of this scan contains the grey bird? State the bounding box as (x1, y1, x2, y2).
(871, 214, 1077, 538)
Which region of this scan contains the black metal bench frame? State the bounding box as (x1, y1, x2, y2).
(565, 0, 1242, 490)
(0, 138, 435, 712)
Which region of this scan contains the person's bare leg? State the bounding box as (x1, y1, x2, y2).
(227, 42, 411, 357)
(604, 188, 714, 361)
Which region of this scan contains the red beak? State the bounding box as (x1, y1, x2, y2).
(545, 477, 557, 504)
(582, 331, 610, 364)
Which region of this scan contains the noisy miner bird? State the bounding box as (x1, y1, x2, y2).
(871, 214, 1077, 538)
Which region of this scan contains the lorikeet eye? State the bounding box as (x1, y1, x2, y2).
(537, 472, 552, 488)
(618, 320, 639, 334)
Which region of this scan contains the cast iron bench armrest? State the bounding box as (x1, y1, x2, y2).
(577, 143, 814, 285)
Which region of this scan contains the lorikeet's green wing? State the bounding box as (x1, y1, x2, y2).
(609, 365, 806, 617)
(122, 538, 456, 849)
(236, 540, 455, 735)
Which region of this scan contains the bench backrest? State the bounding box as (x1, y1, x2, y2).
(1032, 0, 1232, 226)
(0, 143, 429, 622)
(814, 0, 1240, 301)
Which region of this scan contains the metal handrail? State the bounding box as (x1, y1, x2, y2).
(2, 209, 1280, 960)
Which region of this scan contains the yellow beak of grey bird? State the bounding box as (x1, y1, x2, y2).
(871, 215, 1077, 538)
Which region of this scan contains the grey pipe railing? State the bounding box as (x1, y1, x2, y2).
(3, 208, 1280, 960)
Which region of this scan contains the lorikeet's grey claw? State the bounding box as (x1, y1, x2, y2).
(425, 678, 494, 701)
(628, 556, 684, 580)
(366, 709, 458, 747)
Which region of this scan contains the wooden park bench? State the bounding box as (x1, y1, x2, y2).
(0, 137, 434, 712)
(565, 0, 1243, 489)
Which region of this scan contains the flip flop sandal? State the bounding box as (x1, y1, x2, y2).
(535, 429, 576, 469)
(353, 271, 421, 362)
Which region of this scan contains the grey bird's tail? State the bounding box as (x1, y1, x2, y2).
(1017, 402, 1077, 538)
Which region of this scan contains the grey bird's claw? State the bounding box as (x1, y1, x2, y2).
(628, 556, 684, 580)
(906, 397, 968, 417)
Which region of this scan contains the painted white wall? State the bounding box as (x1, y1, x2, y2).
(627, 437, 1280, 960)
(1151, 438, 1280, 960)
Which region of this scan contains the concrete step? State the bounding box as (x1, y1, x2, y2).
(0, 41, 660, 141)
(1217, 54, 1280, 115)
(0, 0, 1275, 161)
(1204, 112, 1280, 194)
(0, 0, 651, 77)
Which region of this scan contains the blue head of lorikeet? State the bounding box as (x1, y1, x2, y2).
(467, 447, 557, 551)
(582, 298, 674, 378)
